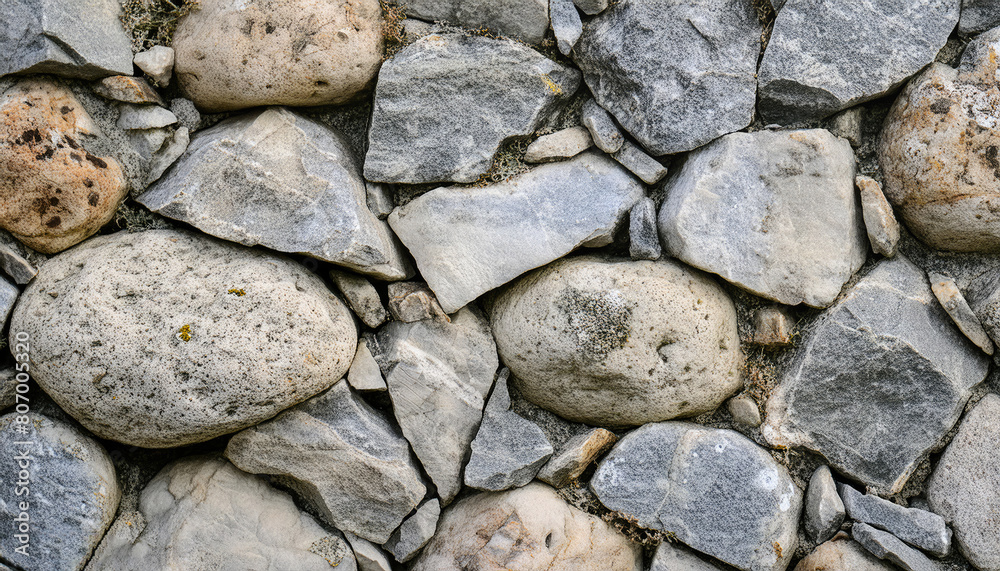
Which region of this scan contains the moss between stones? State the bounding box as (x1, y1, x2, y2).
(120, 0, 201, 53)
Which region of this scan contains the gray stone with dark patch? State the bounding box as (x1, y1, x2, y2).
(959, 0, 1000, 35)
(402, 0, 549, 44)
(805, 465, 845, 544)
(365, 34, 580, 184)
(581, 98, 623, 153)
(550, 0, 582, 55)
(839, 483, 951, 557)
(758, 0, 958, 123)
(613, 141, 668, 184)
(592, 422, 801, 571)
(629, 197, 661, 261)
(573, 0, 761, 155)
(383, 499, 440, 564)
(852, 523, 943, 571)
(763, 256, 990, 495)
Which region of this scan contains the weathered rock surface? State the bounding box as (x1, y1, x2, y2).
(752, 306, 795, 349)
(613, 141, 668, 184)
(116, 105, 177, 130)
(0, 413, 120, 571)
(387, 282, 449, 323)
(403, 0, 549, 44)
(839, 483, 951, 557)
(0, 369, 16, 410)
(763, 256, 990, 494)
(581, 98, 623, 153)
(794, 537, 895, 571)
(87, 456, 357, 571)
(857, 176, 900, 258)
(959, 0, 1000, 35)
(413, 483, 642, 571)
(374, 308, 498, 503)
(343, 532, 393, 571)
(225, 381, 427, 544)
(573, 0, 761, 155)
(828, 107, 864, 147)
(927, 394, 1000, 570)
(930, 273, 994, 355)
(330, 269, 388, 329)
(173, 0, 383, 112)
(2, 0, 133, 79)
(389, 152, 643, 313)
(659, 129, 865, 307)
(573, 0, 607, 15)
(523, 126, 592, 163)
(0, 230, 38, 284)
(805, 465, 845, 544)
(651, 542, 727, 571)
(592, 423, 801, 571)
(491, 255, 741, 427)
(365, 34, 579, 184)
(10, 229, 357, 447)
(550, 0, 582, 55)
(536, 427, 617, 487)
(138, 108, 412, 280)
(92, 76, 165, 105)
(0, 275, 16, 327)
(384, 499, 440, 563)
(629, 197, 661, 261)
(347, 338, 387, 392)
(758, 0, 958, 123)
(852, 523, 941, 571)
(134, 46, 174, 86)
(727, 395, 762, 427)
(0, 79, 129, 254)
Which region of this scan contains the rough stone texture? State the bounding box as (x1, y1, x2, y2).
(536, 427, 617, 488)
(92, 76, 165, 105)
(0, 369, 16, 410)
(879, 32, 1000, 253)
(384, 499, 440, 563)
(592, 423, 801, 571)
(387, 282, 449, 323)
(613, 141, 668, 184)
(0, 275, 16, 328)
(134, 46, 174, 86)
(365, 34, 580, 184)
(389, 152, 644, 313)
(581, 98, 623, 153)
(0, 230, 38, 284)
(839, 483, 951, 557)
(523, 126, 592, 163)
(374, 308, 499, 504)
(852, 523, 941, 571)
(629, 197, 661, 261)
(86, 456, 357, 571)
(413, 483, 642, 571)
(403, 0, 549, 44)
(2, 0, 133, 79)
(225, 381, 427, 544)
(145, 126, 188, 186)
(0, 79, 129, 254)
(550, 0, 582, 55)
(343, 532, 393, 571)
(10, 229, 357, 448)
(857, 175, 900, 258)
(347, 339, 387, 392)
(0, 412, 120, 571)
(927, 394, 1000, 570)
(828, 107, 863, 147)
(727, 395, 762, 428)
(139, 108, 412, 280)
(330, 269, 388, 329)
(174, 0, 383, 112)
(763, 256, 990, 495)
(573, 0, 607, 14)
(169, 98, 201, 132)
(365, 182, 394, 220)
(465, 372, 553, 491)
(651, 542, 727, 571)
(930, 272, 994, 355)
(659, 129, 865, 308)
(805, 466, 845, 544)
(573, 0, 761, 155)
(116, 105, 177, 130)
(794, 537, 895, 571)
(959, 0, 1000, 35)
(752, 306, 794, 349)
(491, 255, 741, 427)
(758, 0, 958, 124)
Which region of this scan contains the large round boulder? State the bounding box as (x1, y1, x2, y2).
(490, 255, 742, 427)
(10, 229, 357, 447)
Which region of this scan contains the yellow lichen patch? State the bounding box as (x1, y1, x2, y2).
(228, 288, 246, 296)
(177, 324, 192, 342)
(540, 74, 563, 95)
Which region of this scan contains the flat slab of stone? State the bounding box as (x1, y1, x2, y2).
(523, 126, 592, 163)
(651, 542, 727, 571)
(384, 499, 440, 563)
(581, 98, 623, 153)
(403, 0, 550, 44)
(795, 538, 895, 571)
(958, 0, 1000, 35)
(839, 483, 951, 557)
(853, 523, 942, 571)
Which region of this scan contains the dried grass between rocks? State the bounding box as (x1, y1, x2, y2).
(121, 0, 200, 53)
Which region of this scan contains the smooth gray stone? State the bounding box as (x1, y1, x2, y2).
(651, 542, 727, 571)
(727, 395, 762, 427)
(839, 484, 951, 557)
(763, 256, 990, 495)
(2, 0, 133, 79)
(225, 382, 427, 544)
(930, 273, 994, 355)
(116, 104, 178, 130)
(550, 0, 582, 55)
(853, 523, 943, 571)
(0, 275, 16, 328)
(139, 107, 413, 280)
(927, 394, 1000, 570)
(659, 129, 865, 308)
(383, 499, 440, 564)
(343, 532, 393, 571)
(464, 371, 553, 491)
(591, 422, 801, 571)
(523, 126, 592, 163)
(330, 269, 388, 329)
(388, 152, 643, 313)
(629, 197, 661, 261)
(402, 0, 549, 43)
(613, 141, 668, 184)
(374, 308, 499, 504)
(0, 412, 121, 571)
(581, 98, 624, 153)
(758, 0, 958, 123)
(573, 0, 761, 155)
(347, 338, 387, 392)
(959, 0, 1000, 34)
(365, 34, 579, 184)
(573, 0, 608, 15)
(0, 229, 38, 285)
(805, 466, 845, 544)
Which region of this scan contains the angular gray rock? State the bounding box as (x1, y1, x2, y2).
(550, 0, 583, 55)
(828, 107, 864, 147)
(169, 98, 201, 132)
(366, 183, 394, 221)
(2, 0, 133, 79)
(366, 34, 580, 184)
(347, 339, 388, 392)
(727, 395, 762, 427)
(224, 381, 428, 544)
(145, 126, 189, 186)
(464, 372, 553, 491)
(86, 456, 357, 571)
(523, 126, 592, 163)
(374, 308, 499, 504)
(573, 0, 761, 155)
(0, 230, 38, 285)
(805, 466, 845, 544)
(629, 197, 661, 260)
(959, 0, 1000, 35)
(384, 499, 440, 563)
(343, 532, 393, 571)
(613, 141, 668, 184)
(330, 269, 388, 329)
(852, 523, 942, 571)
(116, 105, 178, 130)
(387, 282, 449, 323)
(0, 413, 121, 571)
(763, 256, 990, 495)
(857, 176, 900, 258)
(536, 427, 617, 487)
(133, 45, 174, 86)
(573, 0, 608, 15)
(930, 273, 994, 356)
(592, 423, 801, 571)
(581, 98, 624, 153)
(139, 108, 412, 280)
(491, 255, 742, 427)
(758, 0, 958, 123)
(389, 152, 644, 313)
(659, 129, 866, 308)
(0, 275, 16, 328)
(403, 0, 550, 44)
(927, 394, 1000, 570)
(839, 484, 951, 557)
(651, 542, 727, 571)
(10, 230, 357, 448)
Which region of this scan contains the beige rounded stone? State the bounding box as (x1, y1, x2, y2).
(174, 0, 384, 112)
(793, 536, 894, 571)
(490, 255, 742, 427)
